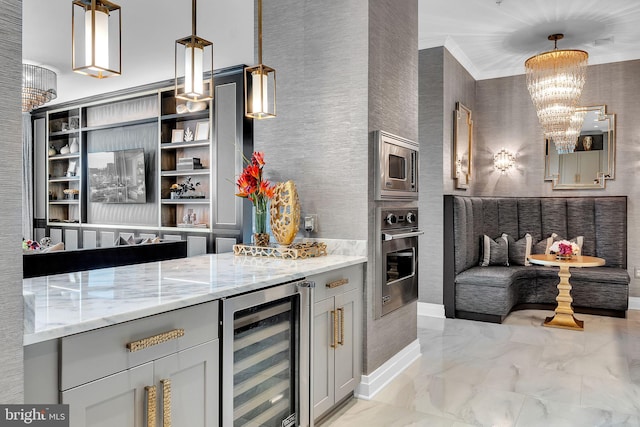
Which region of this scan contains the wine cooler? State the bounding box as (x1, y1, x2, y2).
(222, 280, 312, 427)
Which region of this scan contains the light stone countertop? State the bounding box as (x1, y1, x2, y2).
(23, 252, 367, 346)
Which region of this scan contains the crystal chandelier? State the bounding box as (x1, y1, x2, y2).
(525, 34, 588, 153)
(22, 64, 57, 113)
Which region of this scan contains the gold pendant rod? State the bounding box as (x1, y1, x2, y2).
(257, 0, 263, 65)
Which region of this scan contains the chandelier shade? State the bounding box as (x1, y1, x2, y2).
(525, 34, 588, 153)
(175, 0, 213, 102)
(244, 0, 276, 119)
(72, 0, 121, 79)
(22, 64, 57, 113)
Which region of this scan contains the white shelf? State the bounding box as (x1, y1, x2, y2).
(161, 198, 210, 205)
(161, 169, 210, 177)
(49, 176, 80, 183)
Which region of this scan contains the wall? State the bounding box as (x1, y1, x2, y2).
(474, 59, 640, 297)
(417, 47, 475, 305)
(0, 0, 24, 402)
(366, 0, 419, 373)
(255, 0, 418, 374)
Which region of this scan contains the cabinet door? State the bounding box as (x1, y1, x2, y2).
(312, 298, 336, 418)
(153, 340, 219, 427)
(62, 362, 153, 427)
(334, 288, 361, 403)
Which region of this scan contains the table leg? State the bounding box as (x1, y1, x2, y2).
(543, 264, 584, 331)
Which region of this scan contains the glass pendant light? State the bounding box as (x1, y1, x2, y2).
(525, 34, 588, 153)
(245, 0, 276, 119)
(72, 0, 121, 78)
(175, 0, 213, 102)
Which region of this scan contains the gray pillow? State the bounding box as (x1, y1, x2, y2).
(479, 234, 509, 266)
(532, 233, 556, 255)
(504, 233, 532, 266)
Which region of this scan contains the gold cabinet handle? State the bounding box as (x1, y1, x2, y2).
(145, 385, 157, 427)
(330, 310, 338, 348)
(326, 278, 349, 289)
(337, 307, 345, 346)
(161, 379, 172, 427)
(126, 329, 185, 352)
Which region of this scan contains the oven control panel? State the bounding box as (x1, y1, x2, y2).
(381, 208, 418, 231)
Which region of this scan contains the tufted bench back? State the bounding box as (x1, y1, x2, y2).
(449, 196, 627, 274)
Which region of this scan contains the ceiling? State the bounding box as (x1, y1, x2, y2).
(22, 0, 640, 106)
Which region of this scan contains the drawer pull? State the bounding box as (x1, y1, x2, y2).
(161, 379, 172, 427)
(126, 329, 185, 352)
(145, 385, 157, 427)
(326, 278, 349, 289)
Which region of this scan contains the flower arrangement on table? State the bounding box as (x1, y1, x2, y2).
(170, 176, 202, 199)
(235, 151, 275, 246)
(549, 240, 580, 260)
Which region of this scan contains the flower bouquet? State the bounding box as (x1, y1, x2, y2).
(236, 151, 275, 246)
(549, 240, 579, 260)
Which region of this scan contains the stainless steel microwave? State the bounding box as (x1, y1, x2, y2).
(374, 131, 419, 200)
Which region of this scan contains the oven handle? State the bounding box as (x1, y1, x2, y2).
(382, 230, 424, 241)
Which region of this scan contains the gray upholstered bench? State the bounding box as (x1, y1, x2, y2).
(443, 195, 630, 323)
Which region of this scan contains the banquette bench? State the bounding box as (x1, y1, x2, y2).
(443, 195, 630, 322)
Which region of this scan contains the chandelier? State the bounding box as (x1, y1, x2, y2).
(525, 34, 588, 153)
(22, 64, 57, 113)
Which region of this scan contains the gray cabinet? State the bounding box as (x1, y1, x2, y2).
(26, 301, 220, 427)
(310, 265, 363, 421)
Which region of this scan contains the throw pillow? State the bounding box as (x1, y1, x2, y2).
(114, 236, 130, 246)
(532, 233, 557, 255)
(479, 234, 509, 267)
(504, 233, 532, 266)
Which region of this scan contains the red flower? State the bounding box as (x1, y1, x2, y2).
(251, 151, 265, 167)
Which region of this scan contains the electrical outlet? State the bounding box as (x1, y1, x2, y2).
(635, 267, 640, 279)
(304, 214, 318, 233)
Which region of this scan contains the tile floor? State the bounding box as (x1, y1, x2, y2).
(321, 309, 640, 427)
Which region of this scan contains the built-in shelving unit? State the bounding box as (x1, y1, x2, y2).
(37, 67, 251, 253)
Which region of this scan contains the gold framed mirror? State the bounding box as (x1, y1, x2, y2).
(544, 105, 616, 190)
(453, 102, 473, 189)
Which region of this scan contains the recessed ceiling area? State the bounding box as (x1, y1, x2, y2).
(22, 1, 640, 106)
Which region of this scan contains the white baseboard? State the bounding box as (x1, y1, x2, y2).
(417, 302, 445, 318)
(629, 297, 640, 311)
(354, 339, 421, 401)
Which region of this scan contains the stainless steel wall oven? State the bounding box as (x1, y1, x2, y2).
(222, 281, 312, 427)
(376, 207, 422, 318)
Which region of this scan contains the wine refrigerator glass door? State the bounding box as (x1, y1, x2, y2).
(222, 281, 310, 427)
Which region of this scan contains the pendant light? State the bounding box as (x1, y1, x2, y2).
(525, 34, 588, 153)
(72, 0, 121, 78)
(22, 64, 57, 112)
(244, 0, 276, 119)
(175, 0, 213, 102)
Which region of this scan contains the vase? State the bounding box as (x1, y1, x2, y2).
(270, 180, 300, 246)
(253, 207, 270, 246)
(69, 138, 79, 154)
(556, 253, 574, 261)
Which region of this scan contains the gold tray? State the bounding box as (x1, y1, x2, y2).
(233, 241, 327, 259)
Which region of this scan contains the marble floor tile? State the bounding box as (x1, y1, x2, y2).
(324, 310, 640, 426)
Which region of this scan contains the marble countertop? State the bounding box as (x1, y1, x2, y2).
(23, 252, 366, 346)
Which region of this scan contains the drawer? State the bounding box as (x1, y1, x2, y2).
(311, 264, 363, 302)
(61, 300, 219, 391)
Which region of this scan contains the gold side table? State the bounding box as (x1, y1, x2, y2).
(527, 254, 605, 331)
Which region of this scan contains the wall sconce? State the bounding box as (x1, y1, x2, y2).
(175, 0, 213, 102)
(72, 0, 121, 78)
(494, 148, 516, 174)
(244, 0, 276, 119)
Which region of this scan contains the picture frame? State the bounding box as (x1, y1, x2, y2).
(195, 121, 210, 141)
(171, 129, 184, 143)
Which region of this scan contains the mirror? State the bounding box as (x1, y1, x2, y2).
(544, 105, 616, 190)
(453, 102, 473, 189)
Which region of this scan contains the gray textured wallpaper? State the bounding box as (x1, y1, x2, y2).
(0, 0, 24, 403)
